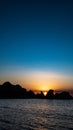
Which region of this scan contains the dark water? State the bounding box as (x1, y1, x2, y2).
(0, 99, 73, 130)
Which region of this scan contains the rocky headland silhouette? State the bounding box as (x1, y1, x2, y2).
(0, 82, 73, 99)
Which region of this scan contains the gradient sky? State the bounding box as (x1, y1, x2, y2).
(0, 0, 73, 91)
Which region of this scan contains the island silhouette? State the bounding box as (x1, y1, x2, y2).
(0, 82, 73, 99)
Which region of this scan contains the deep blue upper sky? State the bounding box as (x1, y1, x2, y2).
(0, 0, 73, 75)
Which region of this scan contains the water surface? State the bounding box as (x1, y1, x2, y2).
(0, 99, 73, 130)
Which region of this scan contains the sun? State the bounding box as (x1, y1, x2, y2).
(43, 91, 47, 96)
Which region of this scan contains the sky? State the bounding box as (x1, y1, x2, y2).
(0, 0, 73, 92)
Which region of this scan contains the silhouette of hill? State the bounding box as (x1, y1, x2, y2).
(0, 82, 73, 99)
(55, 91, 72, 99)
(0, 82, 29, 98)
(36, 91, 45, 99)
(46, 89, 54, 99)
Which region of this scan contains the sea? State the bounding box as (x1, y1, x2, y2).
(0, 99, 73, 130)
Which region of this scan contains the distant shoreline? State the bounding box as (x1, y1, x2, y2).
(0, 82, 73, 99)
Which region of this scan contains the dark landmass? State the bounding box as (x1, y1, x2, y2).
(0, 82, 73, 99)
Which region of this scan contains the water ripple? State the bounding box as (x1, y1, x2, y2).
(0, 99, 73, 130)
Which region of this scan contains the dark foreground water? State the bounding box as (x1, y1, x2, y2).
(0, 99, 73, 130)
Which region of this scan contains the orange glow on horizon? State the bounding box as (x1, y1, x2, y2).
(0, 69, 73, 92)
(22, 82, 61, 92)
(22, 80, 73, 93)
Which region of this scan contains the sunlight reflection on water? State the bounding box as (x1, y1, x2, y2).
(0, 99, 73, 130)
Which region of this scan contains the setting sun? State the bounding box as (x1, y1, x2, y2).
(43, 91, 47, 96)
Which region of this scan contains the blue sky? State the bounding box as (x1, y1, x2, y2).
(0, 0, 73, 90)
